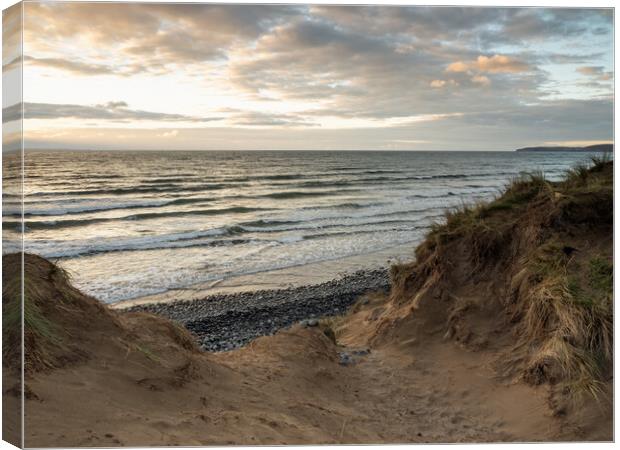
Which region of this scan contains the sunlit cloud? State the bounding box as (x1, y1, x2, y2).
(446, 55, 530, 74)
(471, 75, 491, 86)
(159, 129, 179, 138)
(543, 140, 613, 147)
(576, 66, 613, 81)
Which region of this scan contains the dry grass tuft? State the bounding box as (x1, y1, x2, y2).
(520, 242, 612, 395)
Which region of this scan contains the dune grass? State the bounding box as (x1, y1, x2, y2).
(524, 239, 612, 397)
(3, 273, 60, 347)
(396, 157, 613, 398)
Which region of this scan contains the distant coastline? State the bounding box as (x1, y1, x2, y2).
(515, 143, 613, 153)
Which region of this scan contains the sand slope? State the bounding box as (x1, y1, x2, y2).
(8, 296, 610, 446)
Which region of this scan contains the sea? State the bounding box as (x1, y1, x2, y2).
(2, 150, 604, 303)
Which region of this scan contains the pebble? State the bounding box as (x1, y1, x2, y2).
(122, 268, 390, 352)
(338, 348, 370, 366)
(339, 352, 353, 366)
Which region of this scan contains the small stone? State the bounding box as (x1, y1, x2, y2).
(307, 318, 319, 327)
(338, 352, 353, 366)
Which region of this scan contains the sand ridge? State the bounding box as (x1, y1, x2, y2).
(9, 295, 610, 446)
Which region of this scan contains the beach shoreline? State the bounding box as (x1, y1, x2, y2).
(122, 268, 390, 352)
(112, 245, 410, 352)
(108, 243, 416, 309)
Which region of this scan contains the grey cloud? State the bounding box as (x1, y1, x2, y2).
(3, 102, 222, 124)
(479, 9, 611, 47)
(310, 6, 502, 40)
(229, 17, 548, 123)
(23, 55, 132, 76)
(100, 101, 129, 109)
(541, 52, 606, 64)
(457, 98, 613, 130)
(24, 3, 302, 68)
(310, 6, 611, 45)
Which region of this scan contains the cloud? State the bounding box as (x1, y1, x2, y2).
(471, 75, 491, 86)
(160, 130, 179, 138)
(22, 3, 301, 72)
(460, 98, 612, 130)
(229, 19, 474, 116)
(447, 55, 530, 74)
(22, 55, 142, 76)
(100, 101, 129, 109)
(503, 8, 613, 40)
(429, 79, 460, 89)
(226, 110, 319, 127)
(577, 66, 613, 81)
(310, 6, 611, 47)
(543, 139, 612, 147)
(3, 102, 221, 124)
(228, 17, 551, 127)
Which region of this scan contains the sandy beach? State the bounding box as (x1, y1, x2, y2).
(110, 245, 408, 308)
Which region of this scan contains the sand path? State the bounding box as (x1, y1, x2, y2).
(19, 317, 609, 446)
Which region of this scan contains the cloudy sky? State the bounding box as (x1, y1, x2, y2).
(2, 2, 614, 151)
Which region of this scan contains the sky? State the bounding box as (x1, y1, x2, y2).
(1, 2, 615, 151)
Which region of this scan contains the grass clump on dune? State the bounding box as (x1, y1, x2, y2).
(390, 157, 613, 399)
(522, 242, 612, 397)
